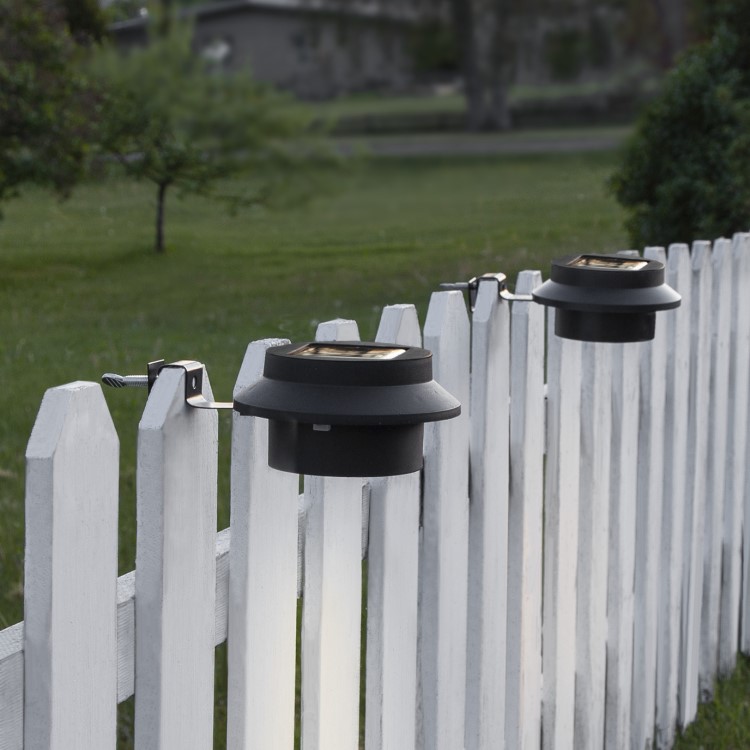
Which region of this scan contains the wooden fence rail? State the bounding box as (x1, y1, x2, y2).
(0, 235, 749, 749)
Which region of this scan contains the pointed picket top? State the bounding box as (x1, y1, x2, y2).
(24, 382, 119, 750)
(316, 318, 360, 342)
(233, 338, 289, 396)
(376, 304, 422, 347)
(655, 243, 692, 749)
(466, 279, 511, 750)
(506, 270, 544, 750)
(680, 239, 713, 726)
(135, 367, 218, 750)
(228, 338, 298, 750)
(419, 290, 470, 750)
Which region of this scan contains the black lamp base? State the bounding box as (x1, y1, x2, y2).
(555, 309, 656, 343)
(268, 420, 425, 477)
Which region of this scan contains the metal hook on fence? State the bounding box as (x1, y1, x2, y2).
(102, 359, 233, 410)
(440, 272, 533, 312)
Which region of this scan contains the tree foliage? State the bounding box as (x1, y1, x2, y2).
(90, 24, 333, 253)
(0, 0, 97, 211)
(609, 1, 750, 246)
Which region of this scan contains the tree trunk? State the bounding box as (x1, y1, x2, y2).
(450, 0, 513, 131)
(155, 182, 168, 254)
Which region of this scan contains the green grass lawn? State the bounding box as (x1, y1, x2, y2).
(2, 147, 746, 748)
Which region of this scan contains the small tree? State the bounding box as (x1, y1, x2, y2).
(91, 25, 331, 253)
(0, 0, 98, 212)
(609, 1, 750, 247)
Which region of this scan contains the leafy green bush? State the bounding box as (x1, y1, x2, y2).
(609, 4, 750, 246)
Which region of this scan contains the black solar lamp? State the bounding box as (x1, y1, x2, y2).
(443, 253, 681, 344)
(233, 341, 460, 477)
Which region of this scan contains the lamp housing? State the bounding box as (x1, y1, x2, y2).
(531, 253, 681, 342)
(233, 341, 460, 477)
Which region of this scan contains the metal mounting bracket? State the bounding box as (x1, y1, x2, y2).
(440, 272, 533, 311)
(102, 359, 233, 410)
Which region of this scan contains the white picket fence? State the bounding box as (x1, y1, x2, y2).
(0, 235, 749, 750)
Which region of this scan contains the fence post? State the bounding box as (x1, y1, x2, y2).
(134, 367, 218, 750)
(574, 337, 612, 750)
(365, 304, 422, 750)
(301, 319, 364, 750)
(655, 243, 692, 748)
(542, 309, 582, 750)
(700, 238, 733, 697)
(419, 291, 470, 750)
(722, 233, 750, 669)
(505, 271, 544, 750)
(227, 338, 298, 750)
(605, 342, 640, 750)
(24, 382, 119, 750)
(465, 280, 510, 750)
(680, 240, 713, 725)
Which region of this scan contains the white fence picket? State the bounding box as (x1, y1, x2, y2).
(655, 243, 692, 749)
(542, 310, 582, 750)
(574, 339, 612, 750)
(739, 237, 750, 654)
(0, 624, 23, 750)
(134, 368, 218, 750)
(365, 304, 422, 750)
(699, 238, 733, 697)
(300, 319, 364, 750)
(630, 246, 670, 750)
(605, 342, 640, 750)
(505, 271, 545, 750)
(722, 233, 750, 671)
(301, 474, 363, 750)
(680, 240, 713, 725)
(227, 338, 299, 750)
(23, 382, 119, 750)
(465, 280, 510, 750)
(419, 291, 470, 750)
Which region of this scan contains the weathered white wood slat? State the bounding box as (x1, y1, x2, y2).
(605, 342, 640, 750)
(366, 471, 420, 749)
(542, 310, 582, 750)
(227, 338, 299, 750)
(574, 339, 612, 750)
(418, 291, 470, 750)
(301, 319, 364, 750)
(135, 367, 218, 750)
(699, 238, 732, 698)
(365, 304, 422, 750)
(680, 240, 713, 726)
(24, 382, 119, 750)
(630, 246, 669, 750)
(465, 280, 510, 750)
(654, 243, 692, 749)
(722, 233, 750, 669)
(505, 271, 544, 750)
(302, 474, 364, 750)
(739, 235, 750, 654)
(0, 624, 24, 750)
